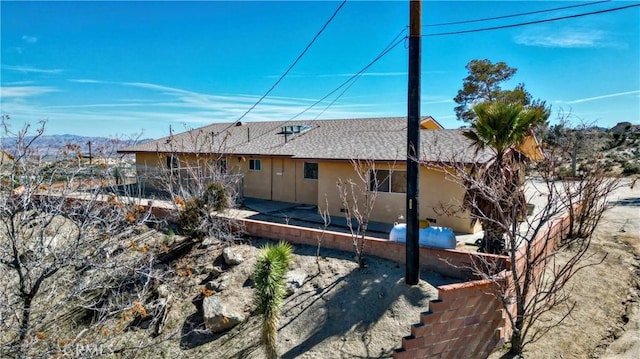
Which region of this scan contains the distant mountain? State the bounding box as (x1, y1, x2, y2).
(0, 134, 153, 157)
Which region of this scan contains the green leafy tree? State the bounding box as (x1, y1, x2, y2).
(252, 241, 294, 359)
(454, 59, 549, 123)
(463, 101, 548, 254)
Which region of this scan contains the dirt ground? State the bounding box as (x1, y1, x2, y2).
(490, 178, 640, 359)
(100, 240, 463, 359)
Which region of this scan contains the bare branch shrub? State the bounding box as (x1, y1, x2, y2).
(0, 119, 173, 357)
(336, 159, 381, 268)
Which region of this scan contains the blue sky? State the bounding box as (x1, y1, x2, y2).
(1, 1, 639, 138)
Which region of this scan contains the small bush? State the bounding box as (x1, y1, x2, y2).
(177, 182, 228, 238)
(178, 198, 207, 238)
(202, 182, 228, 211)
(622, 162, 640, 176)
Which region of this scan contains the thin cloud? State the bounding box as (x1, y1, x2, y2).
(68, 79, 104, 84)
(0, 86, 58, 98)
(3, 81, 35, 86)
(2, 65, 63, 74)
(567, 90, 640, 104)
(514, 28, 621, 48)
(21, 35, 38, 44)
(3, 80, 378, 137)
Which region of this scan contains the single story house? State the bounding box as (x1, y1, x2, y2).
(119, 117, 542, 234)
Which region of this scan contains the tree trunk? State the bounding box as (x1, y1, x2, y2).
(510, 328, 524, 355)
(17, 295, 33, 358)
(480, 220, 506, 254)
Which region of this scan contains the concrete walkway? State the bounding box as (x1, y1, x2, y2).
(237, 197, 484, 245)
(239, 197, 395, 238)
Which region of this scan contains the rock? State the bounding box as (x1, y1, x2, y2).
(157, 284, 170, 299)
(284, 268, 307, 296)
(202, 295, 247, 333)
(202, 264, 224, 278)
(222, 247, 244, 265)
(202, 237, 221, 247)
(205, 278, 227, 292)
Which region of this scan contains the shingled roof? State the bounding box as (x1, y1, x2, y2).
(119, 117, 494, 164)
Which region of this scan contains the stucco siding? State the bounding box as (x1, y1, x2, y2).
(317, 161, 479, 234)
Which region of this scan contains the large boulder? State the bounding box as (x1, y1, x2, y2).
(222, 247, 244, 265)
(202, 295, 247, 333)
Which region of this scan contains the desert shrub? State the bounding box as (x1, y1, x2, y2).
(603, 160, 614, 173)
(622, 162, 640, 176)
(177, 182, 228, 238)
(178, 198, 206, 238)
(202, 181, 228, 211)
(252, 241, 294, 359)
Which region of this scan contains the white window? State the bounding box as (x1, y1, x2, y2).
(249, 159, 261, 171)
(369, 169, 406, 193)
(303, 162, 318, 179)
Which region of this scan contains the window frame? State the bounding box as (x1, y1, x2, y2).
(303, 162, 318, 180)
(369, 169, 407, 194)
(166, 155, 179, 170)
(249, 158, 261, 171)
(216, 158, 227, 174)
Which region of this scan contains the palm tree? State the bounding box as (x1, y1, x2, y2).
(252, 241, 294, 359)
(463, 101, 548, 254)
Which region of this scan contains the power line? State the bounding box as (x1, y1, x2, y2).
(306, 26, 408, 123)
(423, 0, 611, 27)
(217, 0, 347, 135)
(422, 3, 640, 37)
(233, 27, 408, 147)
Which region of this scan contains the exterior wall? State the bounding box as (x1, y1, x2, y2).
(317, 161, 479, 234)
(228, 155, 272, 200)
(419, 167, 481, 233)
(134, 153, 478, 233)
(516, 135, 543, 161)
(318, 161, 408, 227)
(135, 152, 319, 204)
(135, 152, 226, 191)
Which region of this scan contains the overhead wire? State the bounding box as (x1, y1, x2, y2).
(422, 2, 640, 37)
(305, 26, 409, 122)
(423, 0, 611, 27)
(215, 1, 638, 150)
(234, 27, 409, 147)
(216, 0, 347, 136)
(255, 2, 638, 140)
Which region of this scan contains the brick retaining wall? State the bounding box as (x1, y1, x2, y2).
(392, 206, 578, 358)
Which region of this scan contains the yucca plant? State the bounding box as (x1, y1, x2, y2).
(252, 241, 294, 359)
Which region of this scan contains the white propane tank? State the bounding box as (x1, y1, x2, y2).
(389, 223, 406, 242)
(418, 226, 456, 249)
(389, 223, 456, 249)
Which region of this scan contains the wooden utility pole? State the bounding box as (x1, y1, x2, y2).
(406, 0, 421, 285)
